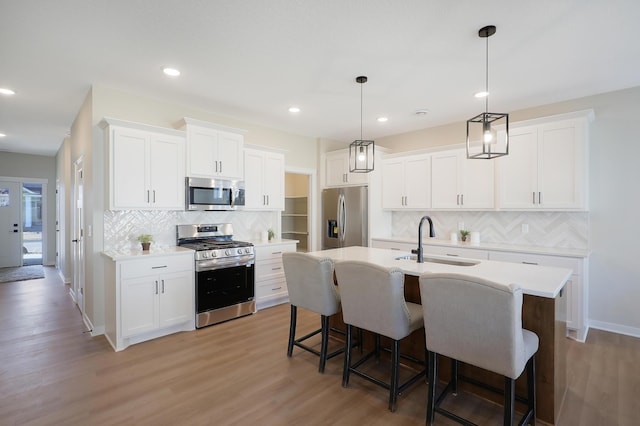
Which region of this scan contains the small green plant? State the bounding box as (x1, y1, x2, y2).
(137, 234, 153, 243)
(459, 230, 470, 242)
(267, 228, 275, 241)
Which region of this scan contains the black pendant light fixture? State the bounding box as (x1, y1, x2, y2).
(349, 75, 375, 173)
(466, 25, 509, 159)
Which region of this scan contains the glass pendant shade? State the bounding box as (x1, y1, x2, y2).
(349, 75, 375, 173)
(349, 139, 374, 173)
(466, 25, 509, 159)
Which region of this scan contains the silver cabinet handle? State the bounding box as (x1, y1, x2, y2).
(271, 286, 282, 291)
(267, 195, 269, 205)
(457, 194, 460, 205)
(155, 280, 159, 294)
(460, 194, 464, 205)
(446, 253, 460, 257)
(538, 192, 542, 205)
(532, 192, 536, 204)
(272, 251, 282, 255)
(272, 267, 282, 271)
(151, 265, 167, 269)
(153, 190, 156, 203)
(147, 190, 150, 203)
(161, 279, 165, 293)
(215, 161, 218, 173)
(219, 161, 222, 174)
(522, 261, 538, 265)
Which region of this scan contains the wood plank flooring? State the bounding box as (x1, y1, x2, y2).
(1, 267, 638, 425)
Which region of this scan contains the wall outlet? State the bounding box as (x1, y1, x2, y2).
(458, 222, 465, 231)
(521, 224, 529, 234)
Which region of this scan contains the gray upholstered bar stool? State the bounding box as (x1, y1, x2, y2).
(283, 252, 343, 373)
(334, 260, 426, 412)
(419, 273, 538, 426)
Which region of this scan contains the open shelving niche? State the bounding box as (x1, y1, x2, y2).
(282, 195, 308, 252)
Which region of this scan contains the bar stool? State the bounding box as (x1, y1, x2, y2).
(419, 273, 538, 426)
(283, 252, 343, 373)
(334, 260, 426, 412)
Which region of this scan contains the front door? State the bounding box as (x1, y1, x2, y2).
(0, 180, 22, 267)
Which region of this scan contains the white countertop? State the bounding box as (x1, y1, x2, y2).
(306, 246, 571, 299)
(102, 246, 195, 261)
(372, 236, 590, 258)
(247, 238, 299, 247)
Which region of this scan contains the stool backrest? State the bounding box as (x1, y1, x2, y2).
(419, 273, 527, 379)
(334, 260, 412, 341)
(283, 252, 340, 316)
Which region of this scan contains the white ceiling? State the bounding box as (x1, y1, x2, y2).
(1, 0, 639, 156)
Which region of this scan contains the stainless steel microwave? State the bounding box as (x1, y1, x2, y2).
(186, 177, 245, 211)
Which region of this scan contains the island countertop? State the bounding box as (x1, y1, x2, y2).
(306, 246, 571, 298)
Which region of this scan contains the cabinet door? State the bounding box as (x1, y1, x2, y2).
(243, 149, 265, 208)
(188, 128, 217, 177)
(326, 152, 348, 187)
(149, 135, 185, 209)
(460, 154, 495, 209)
(111, 128, 148, 209)
(263, 152, 284, 210)
(404, 156, 431, 209)
(158, 271, 193, 328)
(537, 120, 585, 209)
(497, 126, 538, 209)
(381, 159, 405, 209)
(431, 150, 460, 209)
(121, 276, 157, 337)
(217, 131, 244, 179)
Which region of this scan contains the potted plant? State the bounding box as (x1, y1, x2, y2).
(460, 230, 470, 242)
(137, 234, 153, 251)
(267, 228, 275, 241)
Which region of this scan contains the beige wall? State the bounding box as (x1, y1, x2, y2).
(55, 136, 72, 283)
(0, 152, 57, 266)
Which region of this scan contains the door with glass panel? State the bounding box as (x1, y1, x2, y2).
(0, 180, 22, 267)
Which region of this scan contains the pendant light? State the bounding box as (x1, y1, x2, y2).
(349, 76, 375, 173)
(466, 25, 509, 159)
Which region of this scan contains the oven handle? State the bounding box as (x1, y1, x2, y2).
(196, 257, 255, 272)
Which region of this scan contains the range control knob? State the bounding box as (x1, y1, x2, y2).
(211, 251, 217, 257)
(225, 249, 231, 256)
(245, 248, 251, 254)
(237, 248, 242, 255)
(201, 252, 209, 259)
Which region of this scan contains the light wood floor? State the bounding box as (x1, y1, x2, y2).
(1, 267, 638, 425)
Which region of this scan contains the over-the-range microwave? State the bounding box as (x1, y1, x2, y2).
(185, 177, 245, 211)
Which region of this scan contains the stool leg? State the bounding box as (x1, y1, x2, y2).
(389, 339, 400, 412)
(342, 324, 353, 387)
(504, 377, 515, 426)
(451, 358, 458, 395)
(528, 356, 537, 426)
(319, 315, 330, 373)
(287, 305, 297, 357)
(374, 334, 381, 359)
(426, 350, 437, 425)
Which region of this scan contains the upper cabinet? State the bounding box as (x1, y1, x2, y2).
(243, 147, 285, 210)
(381, 154, 431, 209)
(325, 150, 369, 187)
(102, 119, 185, 211)
(496, 112, 591, 210)
(431, 148, 495, 210)
(178, 118, 245, 180)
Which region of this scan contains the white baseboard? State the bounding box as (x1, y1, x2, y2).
(57, 269, 71, 285)
(589, 320, 640, 339)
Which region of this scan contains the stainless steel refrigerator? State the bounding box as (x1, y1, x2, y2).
(322, 186, 368, 249)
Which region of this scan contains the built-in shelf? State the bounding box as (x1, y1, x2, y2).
(283, 196, 308, 252)
(282, 231, 309, 235)
(282, 213, 307, 217)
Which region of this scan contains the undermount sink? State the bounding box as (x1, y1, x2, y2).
(394, 254, 479, 267)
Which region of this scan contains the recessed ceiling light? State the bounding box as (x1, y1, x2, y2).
(474, 91, 489, 98)
(377, 117, 388, 123)
(0, 133, 6, 137)
(0, 88, 16, 95)
(162, 67, 181, 77)
(288, 106, 301, 113)
(415, 109, 429, 115)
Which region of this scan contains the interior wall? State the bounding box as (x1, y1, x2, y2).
(55, 136, 72, 283)
(0, 152, 57, 266)
(378, 86, 640, 336)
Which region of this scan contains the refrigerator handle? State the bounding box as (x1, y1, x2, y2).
(338, 193, 346, 244)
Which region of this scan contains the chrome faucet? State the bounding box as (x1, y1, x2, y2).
(412, 215, 435, 263)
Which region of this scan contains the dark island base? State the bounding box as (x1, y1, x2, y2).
(329, 274, 567, 425)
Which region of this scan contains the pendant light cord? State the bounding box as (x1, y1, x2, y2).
(485, 33, 489, 113)
(360, 81, 363, 140)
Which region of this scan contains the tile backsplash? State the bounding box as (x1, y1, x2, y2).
(391, 211, 589, 249)
(104, 210, 279, 252)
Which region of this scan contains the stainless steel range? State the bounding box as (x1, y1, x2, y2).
(177, 223, 255, 328)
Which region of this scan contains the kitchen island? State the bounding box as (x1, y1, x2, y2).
(306, 246, 572, 425)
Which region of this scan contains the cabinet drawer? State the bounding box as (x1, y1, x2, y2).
(120, 254, 193, 279)
(426, 245, 489, 260)
(371, 240, 415, 252)
(254, 243, 297, 261)
(256, 258, 285, 280)
(489, 251, 581, 274)
(256, 277, 288, 298)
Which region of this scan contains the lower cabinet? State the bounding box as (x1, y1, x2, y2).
(104, 251, 195, 351)
(254, 241, 297, 310)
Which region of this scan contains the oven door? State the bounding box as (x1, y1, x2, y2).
(196, 263, 255, 313)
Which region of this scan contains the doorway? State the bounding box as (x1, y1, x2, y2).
(0, 180, 22, 267)
(282, 171, 315, 252)
(72, 158, 85, 314)
(22, 183, 43, 266)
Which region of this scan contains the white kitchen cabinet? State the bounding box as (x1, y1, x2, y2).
(325, 150, 369, 187)
(104, 250, 195, 351)
(179, 118, 245, 180)
(425, 245, 489, 260)
(497, 113, 590, 210)
(381, 154, 431, 210)
(103, 119, 185, 210)
(254, 242, 297, 310)
(489, 250, 588, 341)
(243, 148, 285, 210)
(431, 148, 494, 210)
